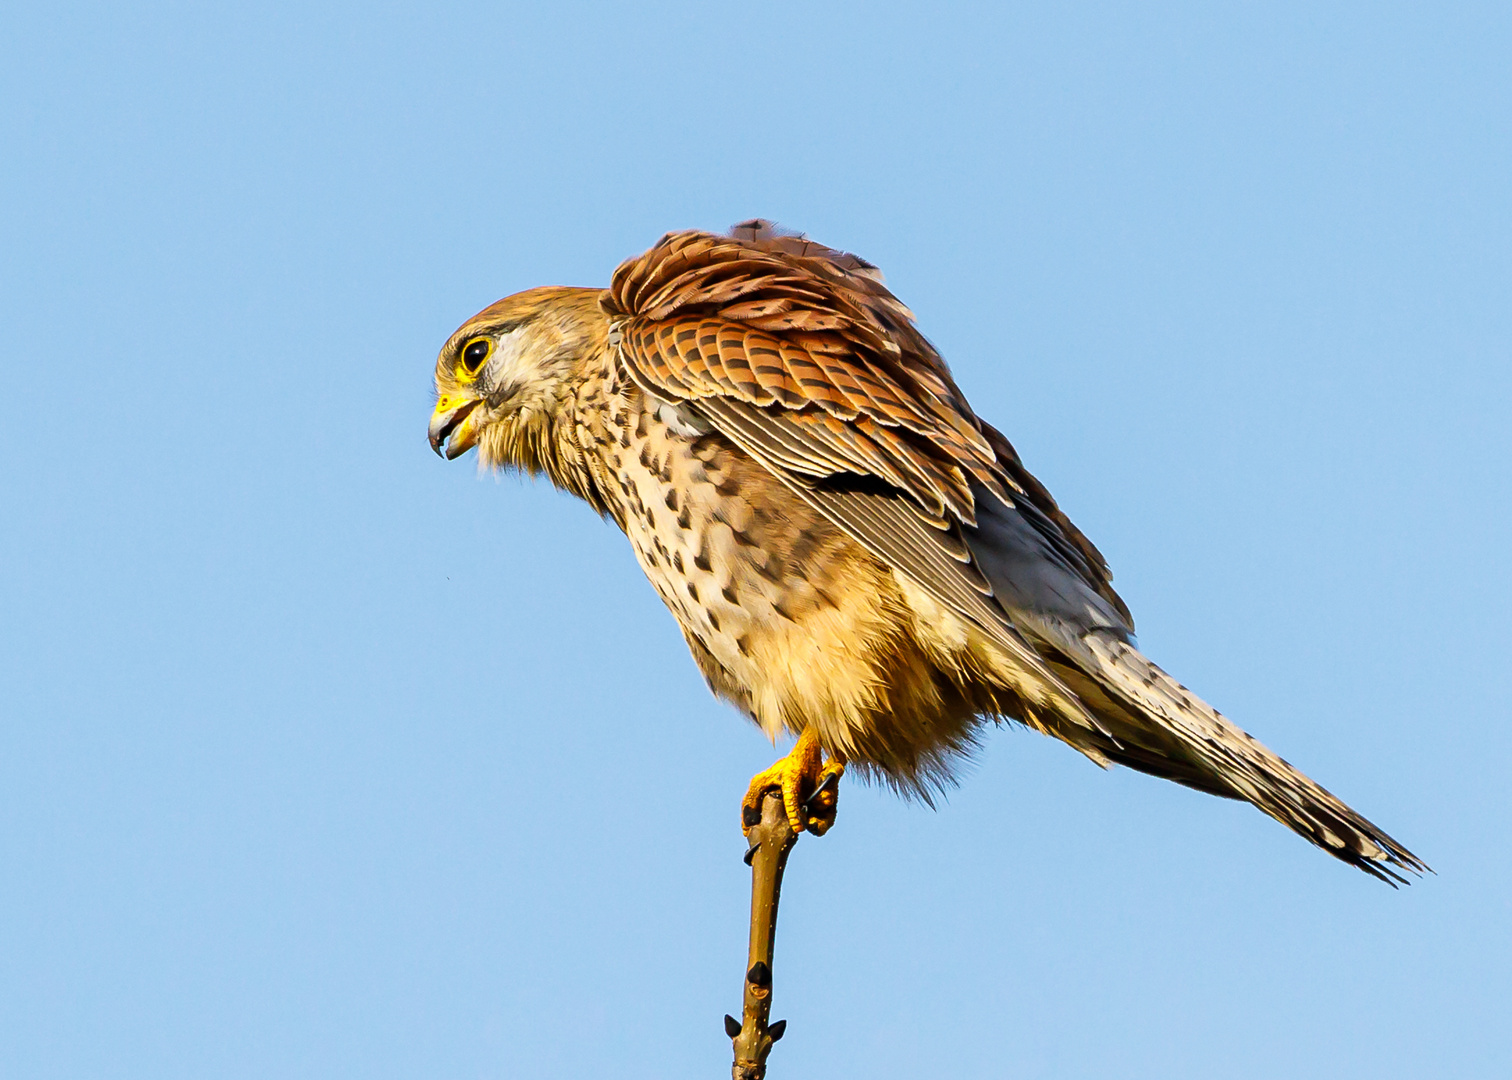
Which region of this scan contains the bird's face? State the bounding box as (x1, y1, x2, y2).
(428, 286, 606, 466)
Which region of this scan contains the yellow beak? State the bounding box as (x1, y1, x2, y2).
(428, 396, 482, 459)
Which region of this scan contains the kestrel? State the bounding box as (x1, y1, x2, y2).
(428, 221, 1423, 882)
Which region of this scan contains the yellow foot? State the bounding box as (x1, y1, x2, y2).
(742, 728, 846, 837)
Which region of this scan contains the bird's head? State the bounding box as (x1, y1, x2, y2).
(428, 286, 607, 468)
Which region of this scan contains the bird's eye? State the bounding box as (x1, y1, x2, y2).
(459, 338, 492, 377)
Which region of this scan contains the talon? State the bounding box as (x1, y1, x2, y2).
(741, 728, 846, 837)
(802, 769, 840, 810)
(803, 757, 845, 836)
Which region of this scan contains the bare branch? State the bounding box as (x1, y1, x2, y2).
(727, 790, 797, 1080)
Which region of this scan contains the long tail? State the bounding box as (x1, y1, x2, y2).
(1030, 621, 1427, 884)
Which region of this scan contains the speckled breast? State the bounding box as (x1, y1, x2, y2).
(592, 390, 872, 724)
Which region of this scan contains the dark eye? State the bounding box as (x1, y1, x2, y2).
(460, 338, 492, 376)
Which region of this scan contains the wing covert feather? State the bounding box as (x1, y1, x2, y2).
(605, 220, 1129, 684)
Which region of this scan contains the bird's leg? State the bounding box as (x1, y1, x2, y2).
(742, 727, 846, 837)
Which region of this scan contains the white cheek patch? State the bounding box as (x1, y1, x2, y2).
(485, 327, 530, 386)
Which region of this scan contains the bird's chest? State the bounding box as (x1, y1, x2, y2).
(592, 396, 856, 717)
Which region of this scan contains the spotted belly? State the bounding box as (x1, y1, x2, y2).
(613, 416, 847, 722)
(595, 398, 995, 790)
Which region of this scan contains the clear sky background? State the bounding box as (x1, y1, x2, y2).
(2, 3, 1508, 1077)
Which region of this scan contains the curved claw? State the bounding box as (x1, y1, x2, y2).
(801, 762, 844, 836)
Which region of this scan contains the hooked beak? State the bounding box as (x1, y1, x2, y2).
(428, 396, 482, 459)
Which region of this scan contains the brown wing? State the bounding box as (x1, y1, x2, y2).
(601, 219, 1129, 623)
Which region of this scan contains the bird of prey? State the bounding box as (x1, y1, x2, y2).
(428, 220, 1423, 883)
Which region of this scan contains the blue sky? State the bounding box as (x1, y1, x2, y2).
(2, 2, 1508, 1077)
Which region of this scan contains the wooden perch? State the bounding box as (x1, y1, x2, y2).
(726, 789, 798, 1080)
